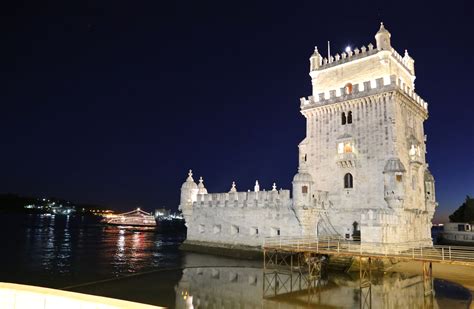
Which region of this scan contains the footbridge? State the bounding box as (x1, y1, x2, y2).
(262, 236, 474, 308)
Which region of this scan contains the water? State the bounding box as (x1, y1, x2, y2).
(0, 214, 471, 308)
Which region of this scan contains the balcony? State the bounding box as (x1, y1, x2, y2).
(336, 152, 357, 168)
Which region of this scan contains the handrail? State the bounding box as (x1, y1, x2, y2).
(263, 236, 474, 265)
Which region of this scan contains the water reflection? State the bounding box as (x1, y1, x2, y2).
(0, 214, 184, 288)
(175, 265, 469, 308)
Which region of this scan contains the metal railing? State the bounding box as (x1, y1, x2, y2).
(263, 236, 474, 266)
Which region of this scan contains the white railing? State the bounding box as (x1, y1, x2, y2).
(263, 236, 474, 265)
(0, 282, 163, 309)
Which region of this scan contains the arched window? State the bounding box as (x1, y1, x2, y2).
(347, 111, 352, 124)
(302, 186, 308, 194)
(341, 112, 346, 125)
(344, 173, 353, 189)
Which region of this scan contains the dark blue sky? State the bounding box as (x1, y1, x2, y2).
(2, 0, 473, 221)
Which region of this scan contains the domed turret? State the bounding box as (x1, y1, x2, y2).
(424, 168, 436, 209)
(292, 170, 313, 208)
(383, 158, 406, 209)
(310, 46, 322, 71)
(375, 22, 391, 51)
(179, 170, 198, 222)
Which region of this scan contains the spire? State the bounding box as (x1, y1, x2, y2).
(311, 46, 321, 57)
(186, 169, 194, 181)
(377, 22, 389, 34)
(254, 180, 260, 192)
(229, 181, 237, 193)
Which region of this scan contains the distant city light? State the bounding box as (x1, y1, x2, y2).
(345, 46, 351, 53)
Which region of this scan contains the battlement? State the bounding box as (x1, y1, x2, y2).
(314, 44, 414, 75)
(194, 189, 291, 208)
(300, 74, 427, 111)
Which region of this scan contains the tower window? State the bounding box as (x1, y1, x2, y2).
(347, 111, 353, 124)
(344, 173, 353, 189)
(302, 186, 308, 194)
(338, 142, 353, 154)
(341, 112, 346, 125)
(345, 83, 353, 94)
(396, 175, 402, 182)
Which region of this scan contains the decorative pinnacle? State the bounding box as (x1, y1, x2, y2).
(199, 176, 204, 184)
(272, 183, 277, 191)
(254, 180, 260, 192)
(186, 169, 194, 181)
(229, 181, 237, 193)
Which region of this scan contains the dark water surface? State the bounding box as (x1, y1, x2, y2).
(0, 214, 471, 308)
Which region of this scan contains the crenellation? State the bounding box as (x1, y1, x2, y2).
(300, 75, 427, 112)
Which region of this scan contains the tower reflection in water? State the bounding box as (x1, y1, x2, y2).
(175, 265, 448, 308)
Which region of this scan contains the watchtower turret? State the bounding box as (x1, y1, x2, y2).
(383, 158, 406, 209)
(375, 22, 391, 51)
(309, 47, 322, 71)
(179, 170, 198, 225)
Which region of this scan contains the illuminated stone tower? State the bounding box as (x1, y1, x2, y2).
(298, 23, 437, 245)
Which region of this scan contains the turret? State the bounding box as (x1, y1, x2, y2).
(383, 158, 406, 209)
(179, 170, 198, 224)
(375, 22, 391, 51)
(424, 168, 436, 211)
(293, 138, 312, 207)
(309, 46, 322, 71)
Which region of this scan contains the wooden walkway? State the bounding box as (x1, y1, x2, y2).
(263, 236, 474, 266)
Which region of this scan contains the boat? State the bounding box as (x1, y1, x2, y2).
(105, 208, 157, 227)
(440, 222, 474, 245)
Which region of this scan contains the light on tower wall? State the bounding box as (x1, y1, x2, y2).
(345, 46, 351, 53)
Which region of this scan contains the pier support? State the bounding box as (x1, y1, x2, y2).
(263, 250, 325, 303)
(359, 257, 372, 309)
(422, 261, 434, 308)
(422, 261, 433, 295)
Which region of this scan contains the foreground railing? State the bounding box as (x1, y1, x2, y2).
(263, 236, 474, 265)
(0, 282, 162, 309)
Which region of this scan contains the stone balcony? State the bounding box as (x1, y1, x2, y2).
(409, 154, 423, 167)
(336, 153, 357, 168)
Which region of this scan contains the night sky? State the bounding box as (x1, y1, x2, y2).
(3, 1, 473, 221)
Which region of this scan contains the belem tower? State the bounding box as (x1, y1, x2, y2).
(179, 23, 437, 251)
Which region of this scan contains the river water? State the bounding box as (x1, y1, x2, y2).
(0, 214, 471, 308)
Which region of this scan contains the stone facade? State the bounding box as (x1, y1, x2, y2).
(179, 23, 437, 249)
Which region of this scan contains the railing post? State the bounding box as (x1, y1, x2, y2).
(442, 247, 445, 261)
(297, 240, 299, 251)
(337, 241, 340, 252)
(279, 237, 281, 249)
(412, 247, 415, 259)
(449, 247, 452, 260)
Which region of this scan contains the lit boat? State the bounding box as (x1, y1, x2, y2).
(105, 208, 157, 227)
